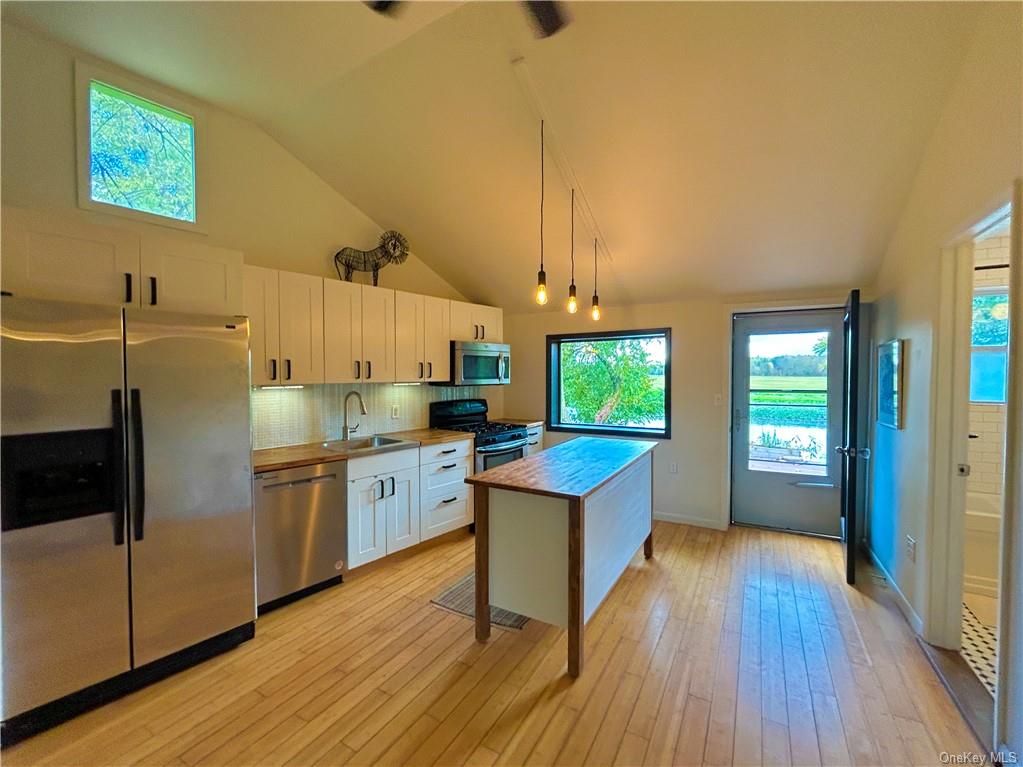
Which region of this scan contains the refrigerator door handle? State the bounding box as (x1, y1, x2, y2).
(111, 389, 126, 546)
(149, 277, 158, 306)
(130, 388, 146, 541)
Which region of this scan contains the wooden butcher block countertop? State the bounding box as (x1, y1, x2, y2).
(501, 418, 544, 427)
(252, 428, 472, 474)
(465, 436, 655, 501)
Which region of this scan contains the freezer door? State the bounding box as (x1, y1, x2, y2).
(1, 297, 130, 719)
(124, 309, 254, 666)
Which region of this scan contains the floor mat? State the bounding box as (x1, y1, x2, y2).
(431, 572, 529, 630)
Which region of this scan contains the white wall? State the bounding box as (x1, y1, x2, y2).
(865, 2, 1021, 632)
(0, 21, 463, 299)
(502, 300, 730, 529)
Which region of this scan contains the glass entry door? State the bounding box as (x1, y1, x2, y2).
(731, 309, 844, 536)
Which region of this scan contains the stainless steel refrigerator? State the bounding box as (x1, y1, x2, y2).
(1, 296, 255, 741)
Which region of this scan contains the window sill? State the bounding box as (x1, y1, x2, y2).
(546, 423, 671, 440)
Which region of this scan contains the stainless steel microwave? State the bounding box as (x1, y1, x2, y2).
(449, 341, 511, 386)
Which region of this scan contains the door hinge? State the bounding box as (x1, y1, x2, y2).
(956, 463, 971, 477)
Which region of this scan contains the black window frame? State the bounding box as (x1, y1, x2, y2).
(546, 327, 672, 440)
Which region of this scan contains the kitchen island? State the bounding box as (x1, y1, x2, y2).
(465, 436, 656, 677)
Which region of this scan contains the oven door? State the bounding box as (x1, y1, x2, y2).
(453, 343, 511, 386)
(475, 439, 528, 472)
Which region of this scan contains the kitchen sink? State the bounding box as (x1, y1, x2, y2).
(320, 436, 418, 455)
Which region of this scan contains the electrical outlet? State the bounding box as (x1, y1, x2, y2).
(391, 405, 399, 419)
(906, 535, 916, 562)
(669, 461, 678, 474)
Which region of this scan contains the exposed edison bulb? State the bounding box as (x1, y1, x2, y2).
(567, 284, 578, 314)
(591, 296, 601, 321)
(535, 270, 548, 305)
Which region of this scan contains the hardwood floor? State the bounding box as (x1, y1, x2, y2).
(6, 522, 979, 766)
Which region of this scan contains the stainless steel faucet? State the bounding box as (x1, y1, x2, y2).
(343, 391, 368, 440)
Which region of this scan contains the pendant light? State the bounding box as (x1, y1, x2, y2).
(590, 238, 601, 321)
(534, 120, 548, 305)
(566, 188, 578, 313)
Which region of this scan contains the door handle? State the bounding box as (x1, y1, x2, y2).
(270, 358, 277, 381)
(130, 388, 146, 541)
(473, 324, 479, 340)
(124, 273, 133, 304)
(366, 360, 372, 380)
(440, 448, 457, 455)
(149, 276, 158, 306)
(419, 361, 424, 379)
(441, 497, 458, 504)
(480, 324, 485, 340)
(111, 390, 125, 546)
(441, 463, 457, 470)
(285, 359, 292, 380)
(388, 476, 396, 497)
(427, 361, 433, 378)
(376, 479, 385, 500)
(355, 360, 361, 379)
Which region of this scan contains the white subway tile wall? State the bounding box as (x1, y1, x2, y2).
(250, 383, 497, 449)
(969, 229, 1009, 498)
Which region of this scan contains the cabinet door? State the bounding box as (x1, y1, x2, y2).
(474, 305, 503, 343)
(394, 291, 425, 382)
(277, 271, 324, 384)
(361, 284, 395, 383)
(243, 266, 281, 386)
(423, 296, 451, 382)
(323, 279, 363, 383)
(1, 206, 140, 306)
(449, 300, 476, 341)
(347, 476, 387, 569)
(140, 235, 243, 315)
(385, 468, 420, 554)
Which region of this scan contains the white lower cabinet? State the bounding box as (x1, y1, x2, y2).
(420, 439, 474, 541)
(525, 424, 544, 456)
(347, 475, 388, 569)
(385, 468, 420, 554)
(347, 450, 421, 569)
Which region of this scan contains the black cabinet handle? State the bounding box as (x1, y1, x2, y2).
(442, 497, 458, 504)
(111, 390, 125, 546)
(376, 479, 385, 500)
(149, 277, 157, 306)
(419, 361, 424, 379)
(388, 476, 396, 497)
(441, 463, 457, 470)
(366, 360, 372, 380)
(285, 359, 292, 380)
(427, 361, 433, 378)
(481, 325, 486, 340)
(529, 441, 539, 446)
(270, 358, 277, 381)
(355, 360, 361, 379)
(130, 388, 146, 541)
(440, 448, 457, 455)
(473, 324, 479, 340)
(124, 273, 133, 304)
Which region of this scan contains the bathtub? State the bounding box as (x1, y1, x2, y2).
(963, 492, 1002, 597)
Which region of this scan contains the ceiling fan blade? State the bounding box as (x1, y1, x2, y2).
(522, 1, 568, 38)
(366, 1, 402, 16)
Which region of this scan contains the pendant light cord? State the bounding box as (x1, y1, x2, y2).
(540, 120, 544, 272)
(593, 238, 598, 291)
(570, 188, 575, 284)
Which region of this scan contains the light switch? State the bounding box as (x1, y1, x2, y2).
(391, 405, 400, 419)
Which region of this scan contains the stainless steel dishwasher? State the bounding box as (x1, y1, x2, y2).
(254, 462, 347, 611)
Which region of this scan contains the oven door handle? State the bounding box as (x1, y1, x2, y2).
(476, 438, 528, 455)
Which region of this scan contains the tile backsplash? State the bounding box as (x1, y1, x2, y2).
(250, 383, 503, 449)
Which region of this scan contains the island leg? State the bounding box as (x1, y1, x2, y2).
(474, 487, 491, 642)
(645, 468, 654, 559)
(644, 532, 653, 559)
(568, 497, 584, 677)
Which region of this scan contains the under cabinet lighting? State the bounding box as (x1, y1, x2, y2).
(258, 385, 305, 390)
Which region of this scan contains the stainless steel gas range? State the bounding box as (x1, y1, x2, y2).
(429, 399, 529, 472)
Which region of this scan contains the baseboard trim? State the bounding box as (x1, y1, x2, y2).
(866, 546, 925, 634)
(963, 574, 998, 599)
(653, 509, 728, 531)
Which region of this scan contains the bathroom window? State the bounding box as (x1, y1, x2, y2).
(76, 62, 204, 231)
(970, 291, 1010, 403)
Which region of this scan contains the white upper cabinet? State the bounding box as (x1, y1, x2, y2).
(394, 290, 426, 382)
(323, 279, 364, 383)
(423, 296, 451, 382)
(2, 206, 139, 306)
(243, 265, 281, 386)
(277, 271, 324, 385)
(450, 300, 502, 343)
(140, 235, 243, 315)
(360, 284, 395, 383)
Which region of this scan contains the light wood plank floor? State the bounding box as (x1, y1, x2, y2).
(6, 522, 979, 766)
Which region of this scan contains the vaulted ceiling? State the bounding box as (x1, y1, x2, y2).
(3, 1, 985, 311)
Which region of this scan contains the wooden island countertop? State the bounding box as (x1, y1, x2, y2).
(465, 436, 656, 500)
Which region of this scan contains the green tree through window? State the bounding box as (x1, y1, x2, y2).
(548, 330, 670, 438)
(89, 81, 196, 222)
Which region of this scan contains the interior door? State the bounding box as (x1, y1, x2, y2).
(731, 309, 845, 536)
(278, 271, 324, 384)
(140, 235, 243, 316)
(385, 468, 420, 554)
(361, 284, 395, 382)
(125, 309, 255, 666)
(424, 296, 451, 382)
(839, 290, 861, 584)
(347, 475, 387, 568)
(394, 291, 425, 382)
(243, 265, 281, 386)
(323, 279, 363, 383)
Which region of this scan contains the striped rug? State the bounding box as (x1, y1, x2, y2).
(431, 572, 529, 630)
